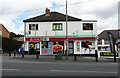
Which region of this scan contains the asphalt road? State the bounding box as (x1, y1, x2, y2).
(2, 54, 119, 76)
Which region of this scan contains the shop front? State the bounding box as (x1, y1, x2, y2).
(25, 37, 96, 55)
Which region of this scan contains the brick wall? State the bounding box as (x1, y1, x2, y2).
(0, 24, 10, 38)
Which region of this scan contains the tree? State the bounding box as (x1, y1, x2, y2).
(10, 32, 24, 38)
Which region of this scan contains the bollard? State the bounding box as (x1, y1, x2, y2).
(55, 55, 57, 60)
(9, 51, 11, 57)
(95, 50, 98, 62)
(36, 55, 39, 59)
(22, 52, 24, 58)
(14, 51, 16, 58)
(74, 54, 77, 61)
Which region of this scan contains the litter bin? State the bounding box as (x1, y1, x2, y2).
(55, 50, 63, 60)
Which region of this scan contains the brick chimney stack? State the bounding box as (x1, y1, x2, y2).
(45, 8, 50, 16)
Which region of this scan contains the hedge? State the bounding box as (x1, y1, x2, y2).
(2, 37, 23, 52)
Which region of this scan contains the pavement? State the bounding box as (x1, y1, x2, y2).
(2, 53, 119, 63)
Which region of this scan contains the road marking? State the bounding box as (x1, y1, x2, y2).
(50, 70, 117, 74)
(0, 69, 19, 71)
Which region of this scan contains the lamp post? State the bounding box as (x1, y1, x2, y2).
(66, 0, 68, 60)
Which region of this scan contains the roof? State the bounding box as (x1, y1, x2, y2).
(98, 29, 120, 40)
(0, 24, 9, 33)
(13, 37, 24, 41)
(13, 37, 20, 40)
(82, 20, 97, 22)
(23, 12, 82, 22)
(18, 37, 24, 41)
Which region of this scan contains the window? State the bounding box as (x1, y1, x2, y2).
(29, 24, 38, 30)
(53, 23, 63, 31)
(104, 40, 109, 44)
(98, 40, 102, 44)
(29, 31, 31, 34)
(42, 41, 48, 48)
(83, 23, 93, 30)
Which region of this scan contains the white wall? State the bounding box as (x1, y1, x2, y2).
(25, 21, 97, 37)
(25, 41, 29, 51)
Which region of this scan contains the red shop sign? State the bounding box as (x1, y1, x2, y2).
(76, 42, 80, 46)
(26, 38, 43, 41)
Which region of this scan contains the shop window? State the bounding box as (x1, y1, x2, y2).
(83, 23, 93, 30)
(52, 23, 63, 31)
(29, 42, 40, 55)
(42, 42, 48, 48)
(53, 41, 64, 54)
(29, 24, 38, 30)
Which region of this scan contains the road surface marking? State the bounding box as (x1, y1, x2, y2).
(0, 69, 19, 71)
(50, 70, 117, 74)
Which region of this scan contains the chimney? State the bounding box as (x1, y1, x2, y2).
(45, 8, 50, 16)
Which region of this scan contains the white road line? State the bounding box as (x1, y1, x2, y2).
(0, 69, 19, 71)
(50, 70, 117, 74)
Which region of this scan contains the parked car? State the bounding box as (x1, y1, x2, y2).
(0, 48, 3, 54)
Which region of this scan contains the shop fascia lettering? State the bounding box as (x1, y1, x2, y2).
(30, 38, 43, 41)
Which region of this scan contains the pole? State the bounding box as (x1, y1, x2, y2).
(66, 0, 68, 60)
(114, 46, 116, 62)
(95, 50, 98, 62)
(24, 22, 26, 54)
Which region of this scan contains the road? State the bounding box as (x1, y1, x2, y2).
(1, 54, 119, 76)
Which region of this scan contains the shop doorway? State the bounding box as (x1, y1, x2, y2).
(68, 41, 74, 55)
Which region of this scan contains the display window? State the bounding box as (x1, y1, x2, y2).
(53, 41, 64, 54)
(81, 41, 95, 54)
(29, 42, 40, 55)
(41, 41, 53, 55)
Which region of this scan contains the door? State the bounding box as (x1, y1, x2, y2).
(69, 41, 74, 54)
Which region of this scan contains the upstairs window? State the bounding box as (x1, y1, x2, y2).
(29, 24, 38, 30)
(53, 23, 63, 31)
(83, 23, 93, 30)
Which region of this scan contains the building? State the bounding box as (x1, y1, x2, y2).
(98, 29, 120, 57)
(23, 8, 97, 55)
(0, 24, 10, 38)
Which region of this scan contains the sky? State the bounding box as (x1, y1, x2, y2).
(0, 0, 119, 35)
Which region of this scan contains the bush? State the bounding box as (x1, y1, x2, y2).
(2, 37, 23, 52)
